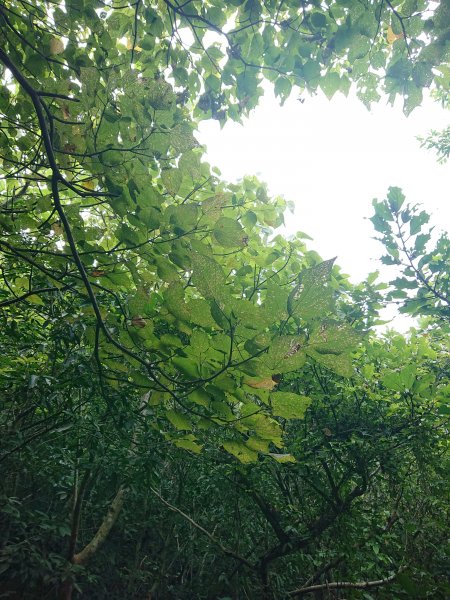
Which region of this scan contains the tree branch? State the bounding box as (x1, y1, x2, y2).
(0, 285, 70, 308)
(288, 566, 407, 596)
(150, 486, 253, 569)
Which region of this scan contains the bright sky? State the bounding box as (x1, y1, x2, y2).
(197, 88, 449, 329)
(198, 88, 448, 277)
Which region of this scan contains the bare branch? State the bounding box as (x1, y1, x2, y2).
(289, 566, 407, 596)
(150, 486, 253, 569)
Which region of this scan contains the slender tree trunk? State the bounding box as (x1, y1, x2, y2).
(58, 485, 125, 600)
(72, 486, 125, 565)
(260, 563, 273, 600)
(58, 579, 74, 600)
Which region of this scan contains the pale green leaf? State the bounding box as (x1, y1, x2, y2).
(223, 440, 258, 463)
(166, 410, 192, 431)
(271, 392, 311, 419)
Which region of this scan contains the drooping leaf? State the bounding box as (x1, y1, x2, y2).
(166, 410, 193, 431)
(191, 252, 230, 304)
(223, 440, 258, 463)
(173, 435, 203, 453)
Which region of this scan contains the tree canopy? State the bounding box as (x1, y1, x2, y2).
(0, 1, 449, 599)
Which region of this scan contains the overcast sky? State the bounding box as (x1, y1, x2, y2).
(198, 88, 448, 276)
(197, 88, 449, 329)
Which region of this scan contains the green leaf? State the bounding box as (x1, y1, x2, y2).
(189, 389, 210, 407)
(161, 168, 182, 196)
(271, 392, 311, 419)
(246, 436, 270, 452)
(264, 336, 307, 374)
(348, 34, 370, 61)
(26, 294, 45, 305)
(263, 280, 289, 321)
(288, 259, 335, 319)
(213, 217, 246, 247)
(187, 299, 217, 327)
(223, 440, 258, 463)
(274, 76, 292, 101)
(302, 60, 321, 83)
(191, 252, 230, 303)
(382, 365, 416, 391)
(172, 356, 199, 379)
(165, 283, 190, 321)
(173, 435, 203, 453)
(387, 187, 405, 212)
(307, 349, 353, 377)
(170, 122, 198, 153)
(166, 410, 193, 431)
(156, 257, 179, 283)
(310, 12, 327, 28)
(241, 412, 283, 443)
(404, 83, 423, 116)
(308, 321, 360, 354)
(320, 72, 341, 99)
(128, 290, 152, 316)
(410, 211, 429, 235)
(147, 79, 175, 110)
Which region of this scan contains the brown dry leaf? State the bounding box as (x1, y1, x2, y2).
(50, 38, 65, 55)
(131, 317, 147, 328)
(52, 223, 64, 236)
(61, 105, 70, 120)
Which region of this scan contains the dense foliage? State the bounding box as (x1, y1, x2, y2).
(0, 1, 449, 599)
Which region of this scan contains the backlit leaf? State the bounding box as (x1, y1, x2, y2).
(271, 392, 311, 419)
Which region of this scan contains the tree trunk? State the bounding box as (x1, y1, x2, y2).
(58, 578, 74, 600)
(58, 486, 126, 600)
(260, 563, 273, 600)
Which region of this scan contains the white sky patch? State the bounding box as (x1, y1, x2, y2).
(197, 87, 449, 330)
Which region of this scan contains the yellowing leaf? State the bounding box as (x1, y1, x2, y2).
(387, 26, 403, 44)
(82, 179, 96, 190)
(243, 376, 277, 390)
(246, 437, 270, 453)
(125, 38, 143, 52)
(52, 223, 64, 236)
(269, 453, 296, 463)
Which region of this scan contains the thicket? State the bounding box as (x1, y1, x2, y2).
(0, 1, 449, 598)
